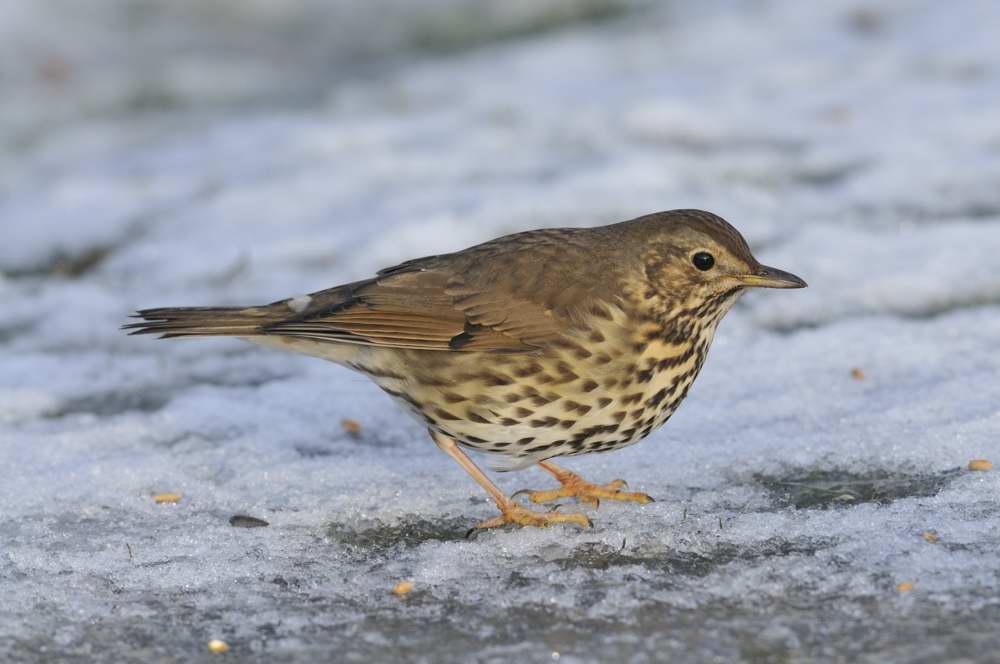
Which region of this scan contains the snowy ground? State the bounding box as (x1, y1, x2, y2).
(2, 1, 1000, 662)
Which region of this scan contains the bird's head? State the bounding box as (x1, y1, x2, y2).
(630, 209, 806, 314)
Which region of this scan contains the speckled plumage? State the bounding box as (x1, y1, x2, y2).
(127, 209, 805, 529)
(344, 286, 737, 470)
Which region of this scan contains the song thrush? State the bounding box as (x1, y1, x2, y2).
(125, 209, 805, 531)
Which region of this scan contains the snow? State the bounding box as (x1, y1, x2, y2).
(2, 1, 1000, 662)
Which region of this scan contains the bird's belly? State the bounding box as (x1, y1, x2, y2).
(366, 338, 710, 466)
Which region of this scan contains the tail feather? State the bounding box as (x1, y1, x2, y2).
(123, 306, 277, 339)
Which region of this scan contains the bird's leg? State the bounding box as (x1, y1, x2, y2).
(431, 431, 591, 531)
(514, 461, 654, 507)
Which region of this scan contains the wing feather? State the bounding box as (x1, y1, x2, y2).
(262, 227, 622, 352)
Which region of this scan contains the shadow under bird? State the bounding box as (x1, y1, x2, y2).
(125, 209, 806, 531)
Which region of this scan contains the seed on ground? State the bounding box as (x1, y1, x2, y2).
(850, 367, 865, 380)
(152, 493, 182, 504)
(207, 639, 230, 653)
(921, 531, 939, 544)
(393, 580, 414, 596)
(896, 581, 914, 592)
(341, 418, 362, 435)
(968, 459, 993, 471)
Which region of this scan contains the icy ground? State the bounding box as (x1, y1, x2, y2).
(2, 1, 1000, 662)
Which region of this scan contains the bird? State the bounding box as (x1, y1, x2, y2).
(125, 209, 806, 532)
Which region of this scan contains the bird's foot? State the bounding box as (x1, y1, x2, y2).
(514, 466, 654, 508)
(467, 500, 592, 536)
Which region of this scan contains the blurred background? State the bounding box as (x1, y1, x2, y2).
(3, 1, 1000, 662)
(5, 0, 998, 311)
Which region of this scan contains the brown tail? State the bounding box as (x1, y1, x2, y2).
(123, 306, 279, 338)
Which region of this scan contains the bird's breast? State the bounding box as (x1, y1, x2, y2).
(350, 307, 718, 467)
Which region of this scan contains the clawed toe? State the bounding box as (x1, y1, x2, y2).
(515, 464, 655, 508)
(516, 484, 652, 506)
(513, 487, 575, 505)
(467, 502, 592, 536)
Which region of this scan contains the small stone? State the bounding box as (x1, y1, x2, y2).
(207, 639, 230, 654)
(896, 581, 914, 592)
(968, 459, 993, 471)
(341, 418, 362, 435)
(850, 367, 865, 380)
(921, 531, 939, 544)
(392, 580, 414, 597)
(153, 493, 182, 504)
(229, 515, 269, 528)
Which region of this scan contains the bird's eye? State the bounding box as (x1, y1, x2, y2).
(692, 251, 715, 271)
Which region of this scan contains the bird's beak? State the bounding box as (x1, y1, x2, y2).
(737, 265, 807, 289)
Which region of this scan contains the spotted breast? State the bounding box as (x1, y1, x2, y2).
(351, 284, 744, 469)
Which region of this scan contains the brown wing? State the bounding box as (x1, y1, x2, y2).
(263, 227, 621, 353)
